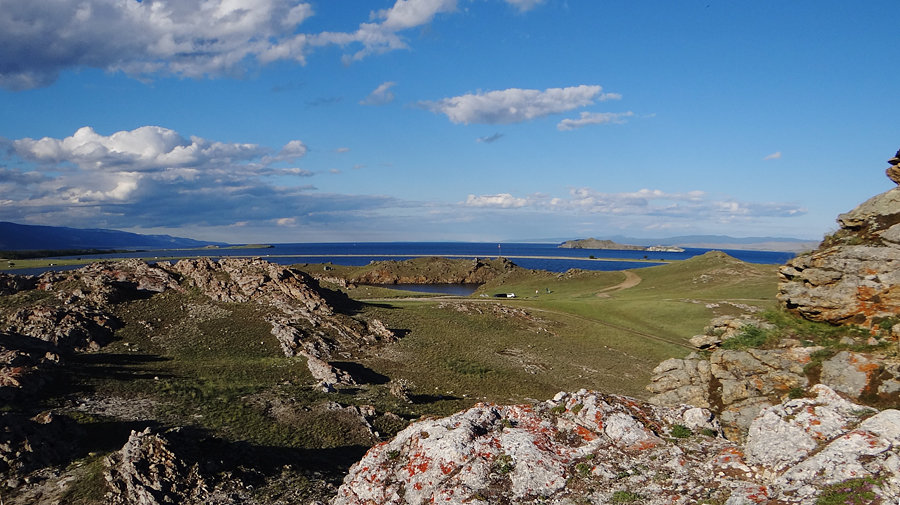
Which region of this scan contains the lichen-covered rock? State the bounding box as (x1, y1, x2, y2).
(778, 157, 900, 326)
(745, 385, 900, 503)
(649, 347, 820, 440)
(332, 389, 735, 505)
(820, 350, 882, 397)
(333, 387, 899, 505)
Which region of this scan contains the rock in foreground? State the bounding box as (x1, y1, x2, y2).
(331, 386, 899, 505)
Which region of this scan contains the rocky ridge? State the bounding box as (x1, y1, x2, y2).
(1, 258, 395, 397)
(334, 257, 519, 286)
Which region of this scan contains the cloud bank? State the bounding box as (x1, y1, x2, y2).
(0, 0, 463, 90)
(1, 125, 392, 229)
(462, 187, 806, 221)
(1, 126, 809, 241)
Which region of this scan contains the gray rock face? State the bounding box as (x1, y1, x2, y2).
(332, 389, 729, 505)
(332, 387, 900, 505)
(820, 350, 882, 397)
(745, 385, 900, 503)
(648, 347, 818, 440)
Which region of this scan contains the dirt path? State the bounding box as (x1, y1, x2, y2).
(595, 270, 641, 297)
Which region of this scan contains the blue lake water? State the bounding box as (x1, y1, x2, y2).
(9, 242, 795, 276)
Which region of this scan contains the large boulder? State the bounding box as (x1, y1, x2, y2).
(778, 152, 900, 326)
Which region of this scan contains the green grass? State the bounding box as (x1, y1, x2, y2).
(720, 325, 772, 350)
(611, 490, 644, 503)
(815, 476, 882, 505)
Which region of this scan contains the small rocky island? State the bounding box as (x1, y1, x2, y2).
(559, 238, 685, 252)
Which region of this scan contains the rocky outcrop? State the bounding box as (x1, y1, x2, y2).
(303, 352, 357, 392)
(171, 258, 396, 362)
(886, 149, 900, 185)
(105, 428, 216, 505)
(4, 257, 396, 365)
(778, 152, 900, 326)
(5, 303, 120, 352)
(648, 346, 816, 440)
(687, 314, 773, 350)
(0, 274, 37, 296)
(332, 386, 900, 505)
(346, 257, 518, 285)
(648, 344, 900, 440)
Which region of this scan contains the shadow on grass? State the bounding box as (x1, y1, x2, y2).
(66, 352, 174, 381)
(331, 361, 389, 385)
(409, 394, 461, 404)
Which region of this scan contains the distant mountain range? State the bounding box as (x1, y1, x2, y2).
(0, 222, 225, 251)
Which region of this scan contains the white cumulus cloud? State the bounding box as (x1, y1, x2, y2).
(461, 187, 804, 222)
(421, 85, 616, 125)
(311, 0, 456, 63)
(763, 151, 782, 160)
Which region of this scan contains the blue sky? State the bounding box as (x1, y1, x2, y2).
(1, 0, 898, 243)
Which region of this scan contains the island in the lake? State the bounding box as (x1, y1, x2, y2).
(559, 237, 685, 252)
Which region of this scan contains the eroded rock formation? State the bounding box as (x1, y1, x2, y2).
(778, 152, 900, 326)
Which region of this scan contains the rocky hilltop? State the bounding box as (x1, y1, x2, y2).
(778, 152, 900, 326)
(310, 256, 520, 286)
